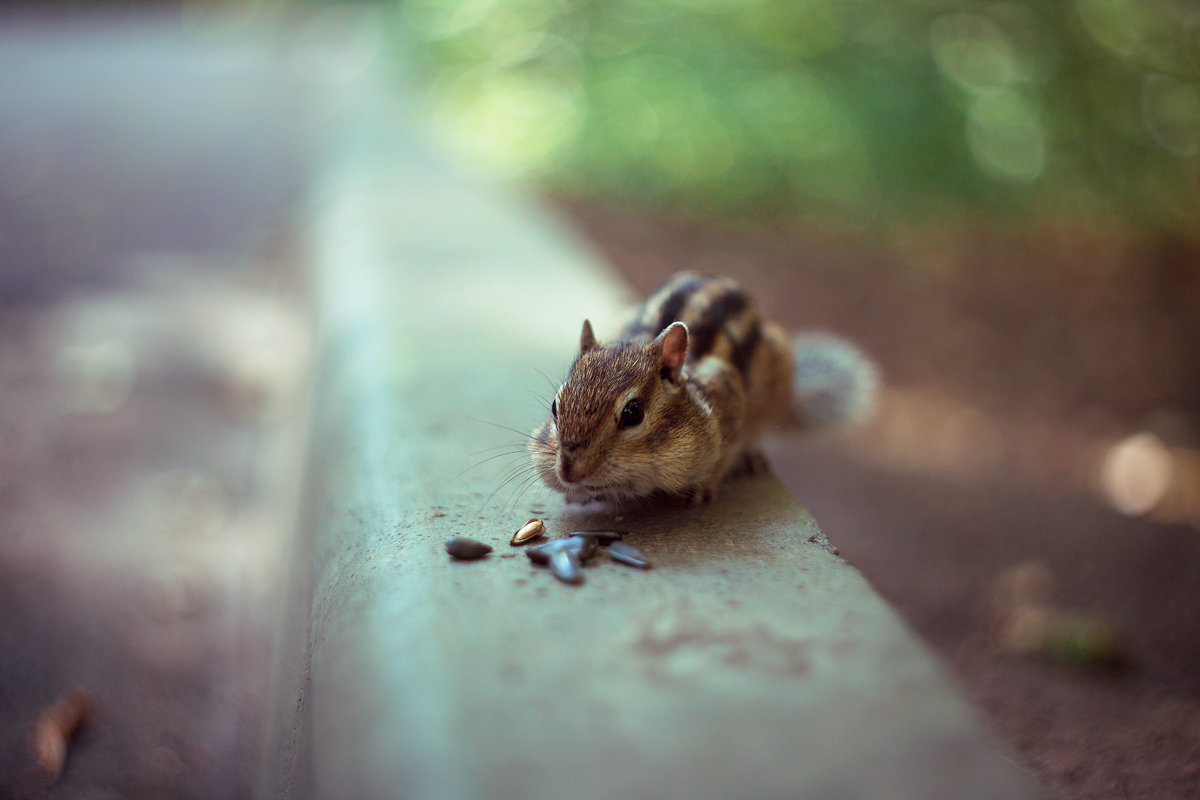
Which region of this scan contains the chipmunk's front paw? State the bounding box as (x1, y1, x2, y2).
(731, 449, 771, 478)
(678, 485, 715, 505)
(564, 487, 601, 505)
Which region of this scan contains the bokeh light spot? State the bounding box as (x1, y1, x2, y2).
(1074, 0, 1149, 60)
(1141, 74, 1200, 157)
(1101, 432, 1173, 516)
(930, 12, 1018, 94)
(53, 341, 136, 416)
(431, 43, 584, 176)
(967, 90, 1045, 181)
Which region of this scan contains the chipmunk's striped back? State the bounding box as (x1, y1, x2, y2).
(622, 273, 764, 382)
(621, 272, 793, 457)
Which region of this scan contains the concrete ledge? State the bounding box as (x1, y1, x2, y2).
(262, 65, 1044, 800)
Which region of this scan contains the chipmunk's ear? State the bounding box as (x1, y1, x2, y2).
(580, 319, 599, 353)
(653, 321, 689, 384)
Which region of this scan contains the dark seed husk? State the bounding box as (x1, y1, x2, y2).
(445, 536, 493, 560)
(525, 547, 551, 565)
(608, 540, 650, 568)
(549, 549, 583, 585)
(570, 530, 626, 545)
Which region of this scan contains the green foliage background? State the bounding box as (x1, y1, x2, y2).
(398, 0, 1200, 229)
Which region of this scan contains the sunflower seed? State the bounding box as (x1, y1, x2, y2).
(608, 541, 650, 569)
(511, 518, 546, 546)
(527, 535, 598, 564)
(525, 547, 551, 565)
(565, 534, 599, 560)
(570, 530, 626, 545)
(445, 536, 493, 560)
(549, 549, 583, 585)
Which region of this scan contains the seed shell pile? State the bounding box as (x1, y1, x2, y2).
(525, 531, 649, 586)
(445, 520, 650, 587)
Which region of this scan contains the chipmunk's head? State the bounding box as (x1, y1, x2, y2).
(529, 319, 693, 503)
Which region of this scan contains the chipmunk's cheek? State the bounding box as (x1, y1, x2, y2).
(538, 459, 562, 489)
(581, 462, 621, 492)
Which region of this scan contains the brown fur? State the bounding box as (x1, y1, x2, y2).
(530, 272, 794, 504)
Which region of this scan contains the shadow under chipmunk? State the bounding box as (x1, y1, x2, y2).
(530, 472, 842, 580)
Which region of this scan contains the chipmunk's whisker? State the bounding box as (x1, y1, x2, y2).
(497, 457, 536, 485)
(527, 391, 553, 413)
(533, 367, 561, 394)
(457, 447, 530, 480)
(468, 417, 538, 442)
(468, 441, 530, 457)
(483, 461, 540, 510)
(508, 471, 546, 512)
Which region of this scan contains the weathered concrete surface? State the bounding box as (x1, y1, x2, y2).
(264, 65, 1044, 799)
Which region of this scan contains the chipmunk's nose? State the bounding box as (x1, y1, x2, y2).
(557, 454, 588, 485)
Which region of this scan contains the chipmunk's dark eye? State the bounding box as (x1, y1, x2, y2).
(619, 398, 644, 428)
(551, 399, 557, 419)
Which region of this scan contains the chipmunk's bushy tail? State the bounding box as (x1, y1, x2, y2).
(789, 333, 879, 432)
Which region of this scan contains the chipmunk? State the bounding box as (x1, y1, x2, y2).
(529, 272, 878, 505)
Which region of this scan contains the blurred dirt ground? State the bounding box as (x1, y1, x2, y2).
(559, 197, 1200, 800)
(0, 257, 311, 799)
(0, 18, 319, 797)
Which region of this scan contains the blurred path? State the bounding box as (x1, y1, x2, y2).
(0, 15, 325, 798)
